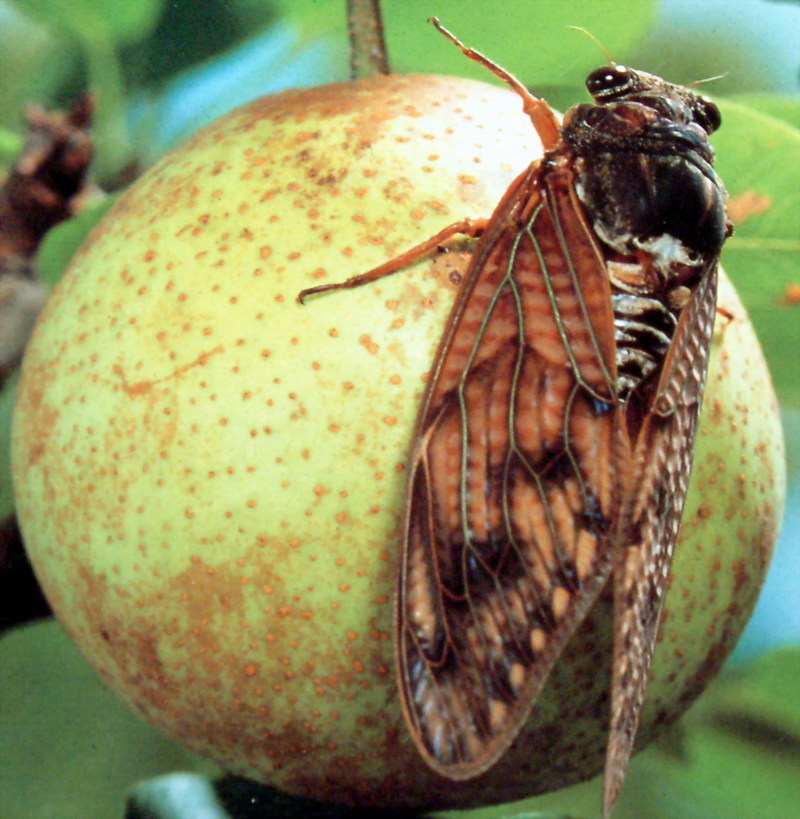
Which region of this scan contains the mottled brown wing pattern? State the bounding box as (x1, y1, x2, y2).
(396, 164, 622, 777)
(603, 264, 719, 813)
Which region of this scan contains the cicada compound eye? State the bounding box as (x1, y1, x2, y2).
(586, 64, 633, 101)
(694, 96, 722, 134)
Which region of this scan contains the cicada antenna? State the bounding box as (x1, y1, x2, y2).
(568, 26, 615, 65)
(688, 72, 729, 87)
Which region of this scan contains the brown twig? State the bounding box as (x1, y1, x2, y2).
(0, 95, 93, 389)
(0, 514, 51, 633)
(0, 94, 93, 272)
(347, 0, 390, 79)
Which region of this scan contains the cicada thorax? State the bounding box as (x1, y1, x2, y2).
(560, 64, 730, 408)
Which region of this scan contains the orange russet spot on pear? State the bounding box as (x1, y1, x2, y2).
(358, 334, 379, 354)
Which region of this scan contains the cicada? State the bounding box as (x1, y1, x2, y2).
(299, 18, 731, 817)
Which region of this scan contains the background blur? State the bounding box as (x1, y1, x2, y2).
(0, 1, 798, 817)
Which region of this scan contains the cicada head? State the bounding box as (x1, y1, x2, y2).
(561, 64, 730, 282)
(584, 64, 722, 135)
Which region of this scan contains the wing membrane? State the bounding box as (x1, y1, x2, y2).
(396, 165, 621, 777)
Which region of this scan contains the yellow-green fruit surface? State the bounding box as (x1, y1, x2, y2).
(11, 75, 785, 809)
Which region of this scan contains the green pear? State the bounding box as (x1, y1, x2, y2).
(11, 74, 785, 810)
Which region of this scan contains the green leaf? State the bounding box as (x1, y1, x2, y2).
(0, 5, 67, 130)
(35, 194, 119, 287)
(698, 646, 800, 746)
(623, 646, 800, 819)
(0, 620, 219, 818)
(12, 0, 162, 45)
(727, 94, 800, 129)
(434, 805, 589, 819)
(0, 125, 23, 163)
(712, 98, 800, 409)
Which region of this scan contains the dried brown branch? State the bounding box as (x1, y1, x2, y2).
(0, 94, 93, 272)
(347, 0, 390, 79)
(0, 514, 51, 633)
(0, 95, 93, 388)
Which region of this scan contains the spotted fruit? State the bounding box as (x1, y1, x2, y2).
(11, 75, 784, 809)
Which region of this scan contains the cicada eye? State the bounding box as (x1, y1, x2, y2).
(586, 64, 633, 101)
(694, 96, 722, 133)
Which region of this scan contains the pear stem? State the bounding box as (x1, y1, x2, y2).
(347, 0, 390, 79)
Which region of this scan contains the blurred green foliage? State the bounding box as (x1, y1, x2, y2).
(712, 100, 800, 408)
(35, 195, 119, 288)
(0, 620, 220, 819)
(1, 1, 798, 817)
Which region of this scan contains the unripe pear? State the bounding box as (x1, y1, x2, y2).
(12, 74, 784, 810)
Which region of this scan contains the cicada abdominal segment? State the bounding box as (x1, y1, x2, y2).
(297, 18, 730, 818)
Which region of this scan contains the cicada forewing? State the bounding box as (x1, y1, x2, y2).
(395, 156, 624, 778)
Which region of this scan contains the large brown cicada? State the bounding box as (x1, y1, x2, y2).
(299, 18, 731, 817)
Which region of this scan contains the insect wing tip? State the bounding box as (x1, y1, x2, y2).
(602, 773, 622, 819)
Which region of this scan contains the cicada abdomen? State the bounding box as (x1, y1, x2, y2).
(298, 19, 730, 818)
